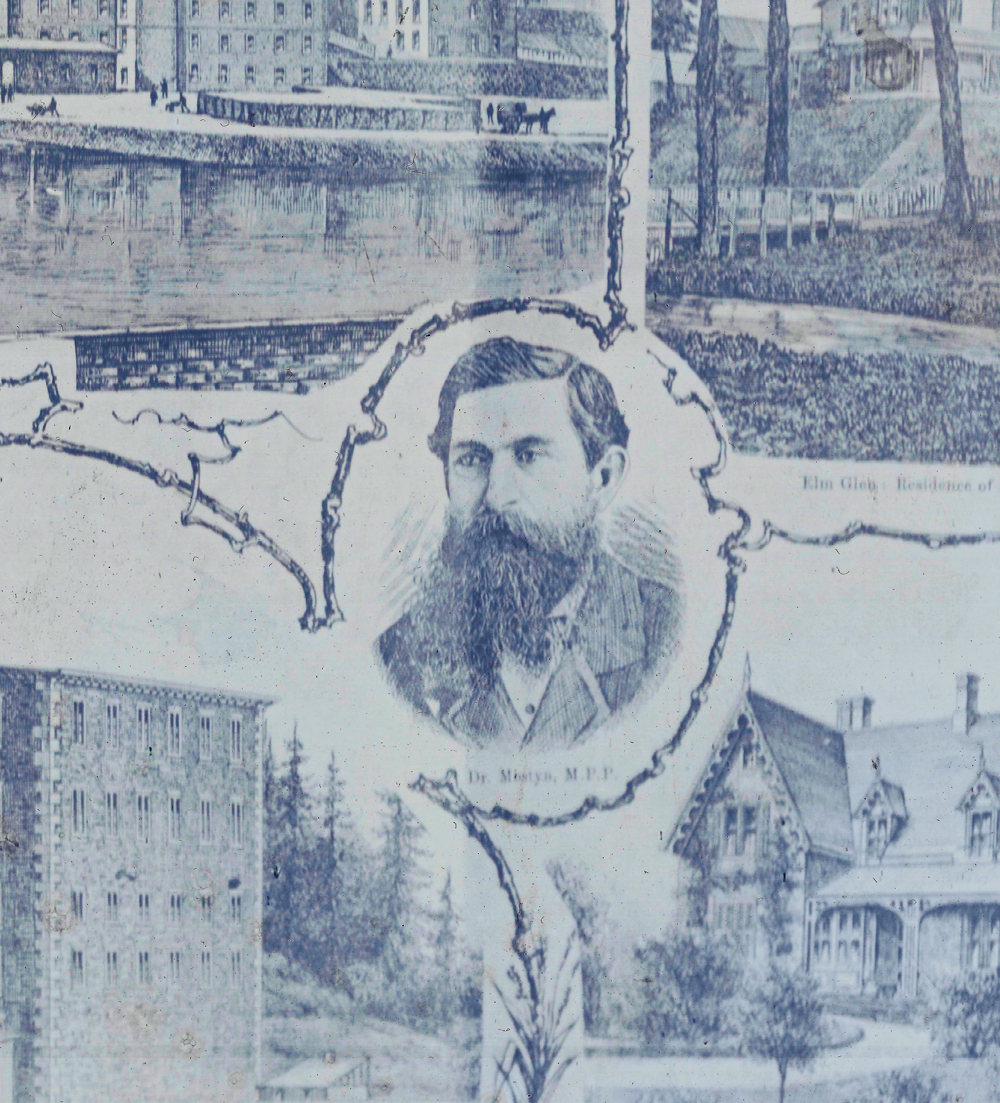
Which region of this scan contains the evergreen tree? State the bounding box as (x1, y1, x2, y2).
(434, 872, 458, 1024)
(373, 792, 430, 975)
(268, 724, 314, 958)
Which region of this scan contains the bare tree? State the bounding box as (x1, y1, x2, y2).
(763, 0, 790, 187)
(695, 0, 720, 255)
(926, 0, 975, 228)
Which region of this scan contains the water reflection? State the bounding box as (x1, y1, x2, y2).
(0, 146, 607, 334)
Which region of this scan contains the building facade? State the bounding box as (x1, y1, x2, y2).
(182, 0, 328, 94)
(670, 672, 1000, 1004)
(3, 0, 333, 90)
(805, 0, 1000, 95)
(0, 667, 273, 1103)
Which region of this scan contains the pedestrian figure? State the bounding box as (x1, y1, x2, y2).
(486, 101, 494, 126)
(47, 97, 58, 117)
(160, 77, 168, 98)
(178, 91, 190, 113)
(150, 86, 158, 107)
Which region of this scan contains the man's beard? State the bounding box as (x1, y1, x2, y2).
(405, 507, 595, 686)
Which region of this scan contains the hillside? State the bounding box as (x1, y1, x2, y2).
(865, 99, 1000, 184)
(651, 98, 928, 188)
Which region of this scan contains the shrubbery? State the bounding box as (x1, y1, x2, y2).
(931, 971, 1000, 1058)
(648, 220, 1000, 328)
(648, 325, 1000, 463)
(632, 931, 743, 1048)
(852, 1068, 949, 1103)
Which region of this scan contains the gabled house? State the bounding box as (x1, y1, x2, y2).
(670, 670, 1000, 1004)
(668, 681, 854, 968)
(809, 0, 1000, 95)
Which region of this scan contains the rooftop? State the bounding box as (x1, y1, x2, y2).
(0, 664, 278, 706)
(718, 15, 769, 54)
(813, 857, 1000, 901)
(748, 691, 854, 856)
(843, 710, 1000, 857)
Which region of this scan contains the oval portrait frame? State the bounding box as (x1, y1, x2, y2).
(323, 303, 750, 824)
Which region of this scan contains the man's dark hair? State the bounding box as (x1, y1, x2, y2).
(427, 337, 630, 470)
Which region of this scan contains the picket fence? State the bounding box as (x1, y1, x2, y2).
(647, 175, 1000, 262)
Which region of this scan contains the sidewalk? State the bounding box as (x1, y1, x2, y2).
(0, 90, 609, 143)
(585, 1017, 929, 1093)
(648, 294, 1000, 371)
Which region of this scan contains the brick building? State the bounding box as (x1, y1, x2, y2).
(3, 0, 336, 90)
(0, 37, 116, 93)
(0, 667, 274, 1103)
(182, 0, 330, 94)
(669, 671, 1000, 1004)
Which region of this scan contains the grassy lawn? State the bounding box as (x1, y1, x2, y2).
(649, 325, 1000, 462)
(586, 1054, 999, 1103)
(264, 1013, 480, 1100)
(875, 99, 1000, 183)
(649, 218, 1000, 329)
(650, 99, 928, 189)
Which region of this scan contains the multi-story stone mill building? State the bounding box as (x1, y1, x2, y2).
(0, 666, 274, 1103)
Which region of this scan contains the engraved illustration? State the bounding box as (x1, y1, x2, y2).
(647, 0, 1000, 462)
(0, 667, 271, 1103)
(377, 336, 683, 752)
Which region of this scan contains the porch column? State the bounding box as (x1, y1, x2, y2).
(901, 900, 920, 998)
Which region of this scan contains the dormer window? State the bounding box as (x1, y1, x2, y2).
(856, 779, 907, 863)
(958, 766, 1000, 859)
(865, 815, 888, 856)
(969, 810, 995, 858)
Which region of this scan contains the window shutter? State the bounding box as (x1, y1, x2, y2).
(757, 802, 771, 858)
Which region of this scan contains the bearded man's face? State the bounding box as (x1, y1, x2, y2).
(407, 378, 605, 684)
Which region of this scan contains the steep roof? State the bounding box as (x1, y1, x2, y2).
(747, 691, 854, 855)
(718, 15, 769, 54)
(842, 712, 1000, 858)
(790, 23, 822, 52)
(518, 7, 607, 64)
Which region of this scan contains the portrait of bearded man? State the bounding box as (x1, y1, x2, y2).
(376, 336, 683, 753)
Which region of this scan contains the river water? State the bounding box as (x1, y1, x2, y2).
(0, 145, 607, 334)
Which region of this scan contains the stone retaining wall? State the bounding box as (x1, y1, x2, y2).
(196, 91, 477, 131)
(75, 318, 401, 392)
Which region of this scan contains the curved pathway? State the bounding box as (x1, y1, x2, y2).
(585, 1017, 930, 1093)
(648, 294, 1000, 370)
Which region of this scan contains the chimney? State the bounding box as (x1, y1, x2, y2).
(953, 673, 980, 734)
(836, 694, 874, 732)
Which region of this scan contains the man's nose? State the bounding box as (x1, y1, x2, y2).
(484, 454, 518, 513)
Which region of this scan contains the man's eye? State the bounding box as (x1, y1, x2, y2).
(516, 448, 538, 465)
(454, 452, 486, 469)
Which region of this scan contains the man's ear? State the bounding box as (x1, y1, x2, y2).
(590, 446, 628, 510)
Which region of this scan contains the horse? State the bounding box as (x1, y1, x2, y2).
(522, 106, 557, 134)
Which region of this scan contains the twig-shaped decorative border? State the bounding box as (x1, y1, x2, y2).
(409, 366, 751, 827)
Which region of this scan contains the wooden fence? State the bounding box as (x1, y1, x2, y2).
(647, 175, 1000, 263)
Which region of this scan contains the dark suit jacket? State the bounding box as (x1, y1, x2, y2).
(377, 551, 682, 752)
